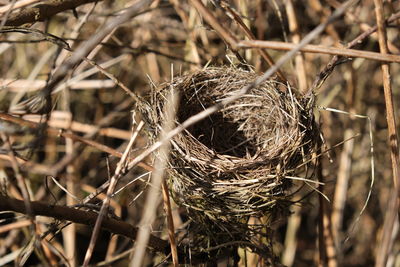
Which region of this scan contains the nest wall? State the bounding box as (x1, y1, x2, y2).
(142, 67, 319, 253)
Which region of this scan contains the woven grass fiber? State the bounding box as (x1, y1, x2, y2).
(142, 66, 319, 255)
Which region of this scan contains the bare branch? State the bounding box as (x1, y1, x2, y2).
(3, 0, 103, 26)
(0, 195, 169, 254)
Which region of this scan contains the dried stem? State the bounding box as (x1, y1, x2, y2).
(0, 112, 153, 173)
(3, 0, 104, 26)
(33, 0, 152, 110)
(219, 0, 287, 82)
(311, 9, 400, 93)
(284, 0, 308, 92)
(0, 133, 37, 233)
(331, 125, 354, 261)
(189, 0, 238, 50)
(373, 0, 400, 266)
(61, 85, 77, 267)
(131, 89, 179, 267)
(0, 195, 170, 254)
(238, 40, 400, 63)
(126, 0, 356, 175)
(82, 120, 144, 266)
(161, 181, 179, 266)
(189, 0, 250, 67)
(316, 148, 338, 267)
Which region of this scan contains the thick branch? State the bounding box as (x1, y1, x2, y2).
(4, 0, 103, 26)
(0, 195, 210, 263)
(0, 195, 169, 254)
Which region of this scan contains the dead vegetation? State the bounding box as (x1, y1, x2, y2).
(141, 67, 318, 260)
(0, 0, 399, 266)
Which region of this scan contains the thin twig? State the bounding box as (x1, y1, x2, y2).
(284, 0, 308, 92)
(376, 190, 399, 267)
(24, 113, 131, 140)
(316, 148, 338, 267)
(161, 179, 179, 266)
(238, 40, 400, 63)
(189, 0, 250, 68)
(325, 0, 400, 54)
(47, 98, 141, 176)
(373, 0, 400, 266)
(0, 112, 153, 173)
(218, 0, 287, 82)
(29, 0, 153, 114)
(189, 0, 238, 50)
(372, 0, 400, 206)
(60, 76, 77, 267)
(0, 194, 214, 264)
(0, 219, 31, 234)
(310, 9, 400, 93)
(1, 79, 115, 92)
(82, 121, 144, 266)
(0, 133, 34, 221)
(125, 0, 358, 173)
(131, 89, 179, 267)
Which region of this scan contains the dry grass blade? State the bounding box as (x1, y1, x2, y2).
(0, 0, 22, 14)
(0, 219, 31, 234)
(218, 0, 287, 82)
(372, 0, 400, 266)
(24, 0, 153, 113)
(2, 79, 115, 92)
(189, 0, 238, 50)
(284, 0, 308, 92)
(161, 179, 179, 266)
(127, 0, 355, 177)
(238, 40, 400, 63)
(0, 133, 34, 220)
(131, 88, 179, 267)
(82, 119, 144, 266)
(0, 112, 153, 173)
(1, 0, 399, 265)
(143, 66, 318, 259)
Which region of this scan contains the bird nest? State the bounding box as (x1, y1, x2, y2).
(142, 67, 319, 257)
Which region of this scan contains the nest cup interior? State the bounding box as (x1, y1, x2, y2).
(179, 96, 257, 158)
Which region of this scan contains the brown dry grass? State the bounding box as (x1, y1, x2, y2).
(0, 0, 399, 266)
(141, 66, 318, 261)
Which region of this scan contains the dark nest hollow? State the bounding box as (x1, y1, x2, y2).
(142, 67, 319, 258)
